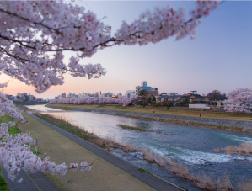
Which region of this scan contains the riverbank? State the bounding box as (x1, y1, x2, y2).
(19, 112, 181, 191)
(30, 113, 251, 191)
(22, 104, 252, 191)
(46, 104, 252, 132)
(46, 104, 252, 121)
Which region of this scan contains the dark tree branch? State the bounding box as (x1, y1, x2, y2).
(0, 8, 62, 33)
(0, 47, 29, 63)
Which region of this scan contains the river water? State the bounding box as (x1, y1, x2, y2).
(26, 104, 252, 190)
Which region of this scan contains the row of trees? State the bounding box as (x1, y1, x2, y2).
(50, 96, 137, 106)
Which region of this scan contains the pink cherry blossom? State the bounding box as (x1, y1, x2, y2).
(0, 92, 91, 180)
(225, 88, 252, 114)
(50, 95, 137, 106)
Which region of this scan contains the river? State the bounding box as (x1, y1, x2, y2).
(26, 104, 252, 190)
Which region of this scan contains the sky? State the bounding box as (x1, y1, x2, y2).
(1, 1, 252, 99)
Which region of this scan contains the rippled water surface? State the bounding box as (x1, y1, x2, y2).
(27, 104, 252, 190)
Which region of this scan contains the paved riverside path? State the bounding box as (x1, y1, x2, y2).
(16, 112, 182, 191)
(2, 170, 61, 191)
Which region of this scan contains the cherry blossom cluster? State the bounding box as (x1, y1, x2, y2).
(0, 1, 219, 93)
(115, 0, 220, 44)
(225, 88, 252, 114)
(0, 82, 8, 88)
(0, 92, 91, 180)
(50, 95, 137, 106)
(0, 1, 109, 93)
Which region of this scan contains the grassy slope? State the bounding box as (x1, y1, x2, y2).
(47, 103, 252, 122)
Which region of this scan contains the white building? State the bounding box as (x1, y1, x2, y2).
(125, 90, 136, 98)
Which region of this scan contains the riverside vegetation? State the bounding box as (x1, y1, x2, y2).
(117, 125, 148, 132)
(213, 142, 252, 157)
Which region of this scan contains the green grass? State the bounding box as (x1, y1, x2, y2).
(137, 168, 153, 175)
(0, 114, 21, 136)
(0, 166, 8, 191)
(36, 114, 90, 139)
(117, 125, 148, 132)
(0, 176, 8, 191)
(35, 113, 106, 146)
(95, 105, 105, 108)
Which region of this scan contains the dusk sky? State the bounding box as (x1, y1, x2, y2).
(1, 1, 252, 99)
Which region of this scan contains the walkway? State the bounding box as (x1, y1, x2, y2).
(2, 169, 60, 191)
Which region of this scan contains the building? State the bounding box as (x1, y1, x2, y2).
(151, 88, 159, 96)
(125, 90, 136, 98)
(28, 94, 36, 101)
(156, 94, 181, 104)
(17, 93, 29, 102)
(101, 92, 113, 98)
(206, 92, 227, 102)
(62, 93, 66, 98)
(141, 81, 152, 92)
(206, 90, 227, 108)
(179, 91, 205, 103)
(189, 94, 205, 103)
(189, 103, 210, 110)
(67, 93, 78, 98)
(6, 94, 14, 100)
(36, 98, 43, 102)
(136, 81, 158, 96)
(88, 93, 99, 97)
